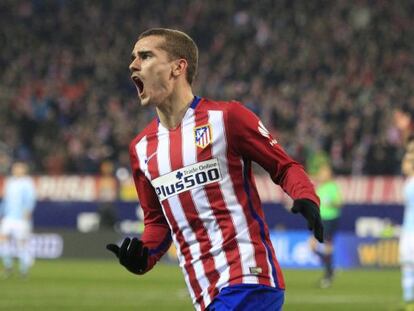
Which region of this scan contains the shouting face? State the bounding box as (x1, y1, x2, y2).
(129, 35, 176, 107)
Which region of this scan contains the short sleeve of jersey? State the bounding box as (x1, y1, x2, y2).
(226, 102, 320, 205)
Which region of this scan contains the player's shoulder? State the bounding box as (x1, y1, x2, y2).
(129, 118, 158, 150)
(198, 98, 259, 130)
(198, 97, 245, 112)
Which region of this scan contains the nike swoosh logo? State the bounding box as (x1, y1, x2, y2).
(145, 152, 157, 164)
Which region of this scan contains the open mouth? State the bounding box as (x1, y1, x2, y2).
(132, 75, 144, 96)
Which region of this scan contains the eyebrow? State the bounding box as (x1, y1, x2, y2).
(131, 50, 153, 60)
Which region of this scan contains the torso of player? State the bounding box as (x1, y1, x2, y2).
(134, 98, 237, 222)
(3, 177, 36, 220)
(131, 97, 284, 310)
(317, 181, 341, 220)
(145, 117, 227, 202)
(133, 98, 256, 249)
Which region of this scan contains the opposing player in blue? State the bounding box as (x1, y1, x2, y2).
(400, 138, 414, 311)
(0, 161, 37, 278)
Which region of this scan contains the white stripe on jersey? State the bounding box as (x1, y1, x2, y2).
(156, 121, 210, 308)
(208, 110, 269, 286)
(135, 136, 150, 180)
(182, 113, 231, 299)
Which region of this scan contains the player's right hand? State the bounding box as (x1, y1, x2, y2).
(106, 237, 149, 274)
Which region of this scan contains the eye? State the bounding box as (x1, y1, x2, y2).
(141, 54, 151, 60)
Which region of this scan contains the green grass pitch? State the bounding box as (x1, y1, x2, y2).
(1, 259, 401, 310)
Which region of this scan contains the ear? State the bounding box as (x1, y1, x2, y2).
(171, 58, 188, 79)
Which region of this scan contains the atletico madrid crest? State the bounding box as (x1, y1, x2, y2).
(194, 124, 212, 149)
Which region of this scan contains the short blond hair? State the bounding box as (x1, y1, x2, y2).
(138, 28, 198, 85)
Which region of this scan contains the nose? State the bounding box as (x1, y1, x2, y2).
(129, 57, 141, 72)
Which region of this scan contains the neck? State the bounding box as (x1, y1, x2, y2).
(156, 86, 194, 129)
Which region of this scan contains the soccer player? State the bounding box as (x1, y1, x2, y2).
(107, 28, 323, 311)
(400, 138, 414, 311)
(394, 105, 414, 144)
(0, 161, 37, 278)
(309, 162, 342, 288)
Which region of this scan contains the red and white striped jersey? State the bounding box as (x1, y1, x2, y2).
(129, 97, 319, 310)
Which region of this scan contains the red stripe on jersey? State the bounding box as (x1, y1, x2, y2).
(222, 123, 274, 287)
(168, 127, 220, 302)
(163, 200, 205, 310)
(195, 110, 243, 288)
(145, 129, 205, 309)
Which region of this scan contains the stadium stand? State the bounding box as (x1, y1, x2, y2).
(1, 0, 412, 174)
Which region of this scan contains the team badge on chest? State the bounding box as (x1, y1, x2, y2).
(194, 124, 212, 149)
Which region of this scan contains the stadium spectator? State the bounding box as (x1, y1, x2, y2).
(97, 160, 118, 230)
(106, 28, 323, 311)
(0, 161, 37, 278)
(394, 105, 414, 145)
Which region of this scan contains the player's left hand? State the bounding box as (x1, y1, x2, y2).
(106, 237, 149, 274)
(291, 199, 324, 243)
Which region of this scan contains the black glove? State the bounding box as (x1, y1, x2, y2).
(106, 237, 149, 274)
(291, 199, 324, 243)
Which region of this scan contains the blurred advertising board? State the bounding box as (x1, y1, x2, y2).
(0, 176, 118, 202)
(249, 175, 404, 204)
(0, 230, 120, 259)
(0, 230, 399, 267)
(0, 175, 405, 204)
(0, 233, 63, 259)
(269, 231, 400, 269)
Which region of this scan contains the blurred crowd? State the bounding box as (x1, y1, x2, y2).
(1, 0, 413, 175)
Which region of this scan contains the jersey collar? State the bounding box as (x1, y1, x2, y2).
(190, 95, 201, 109)
(157, 96, 201, 124)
